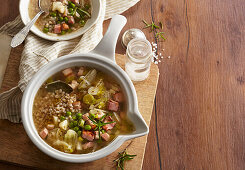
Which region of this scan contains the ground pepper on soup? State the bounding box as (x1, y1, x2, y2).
(33, 67, 135, 154)
(29, 0, 91, 36)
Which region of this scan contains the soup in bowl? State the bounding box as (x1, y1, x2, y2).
(21, 15, 148, 162)
(29, 0, 92, 36)
(33, 66, 135, 154)
(19, 0, 101, 41)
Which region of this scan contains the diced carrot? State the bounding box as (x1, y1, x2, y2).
(61, 23, 69, 30)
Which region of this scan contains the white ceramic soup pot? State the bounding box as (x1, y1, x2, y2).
(22, 15, 149, 163)
(19, 0, 101, 41)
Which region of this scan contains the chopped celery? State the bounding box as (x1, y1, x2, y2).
(78, 136, 83, 142)
(79, 119, 85, 128)
(83, 94, 95, 105)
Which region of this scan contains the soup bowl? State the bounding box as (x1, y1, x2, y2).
(22, 15, 149, 163)
(19, 0, 101, 41)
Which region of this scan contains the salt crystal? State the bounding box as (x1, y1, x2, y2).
(168, 56, 171, 59)
(159, 60, 161, 62)
(161, 56, 163, 59)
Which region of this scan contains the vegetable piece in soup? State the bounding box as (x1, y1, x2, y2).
(28, 0, 91, 35)
(33, 67, 135, 154)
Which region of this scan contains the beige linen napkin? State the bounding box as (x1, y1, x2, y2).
(0, 0, 139, 123)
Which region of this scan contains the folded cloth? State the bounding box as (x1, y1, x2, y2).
(0, 0, 140, 123)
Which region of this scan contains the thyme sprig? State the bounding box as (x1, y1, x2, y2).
(114, 149, 137, 170)
(88, 115, 115, 142)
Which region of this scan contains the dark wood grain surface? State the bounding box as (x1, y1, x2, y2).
(1, 0, 245, 169)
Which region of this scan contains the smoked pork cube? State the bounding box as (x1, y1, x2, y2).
(87, 119, 96, 129)
(102, 116, 116, 131)
(82, 131, 94, 141)
(94, 131, 100, 139)
(68, 16, 75, 24)
(103, 123, 115, 131)
(46, 124, 55, 130)
(69, 80, 79, 89)
(107, 99, 119, 112)
(101, 133, 110, 141)
(62, 68, 73, 77)
(77, 67, 84, 76)
(54, 24, 61, 34)
(83, 142, 94, 149)
(73, 101, 81, 109)
(71, 0, 79, 4)
(82, 113, 89, 121)
(113, 92, 124, 103)
(39, 128, 48, 139)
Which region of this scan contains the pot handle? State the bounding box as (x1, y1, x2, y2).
(91, 15, 127, 62)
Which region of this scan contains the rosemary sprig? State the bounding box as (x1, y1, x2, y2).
(155, 32, 166, 41)
(142, 20, 160, 32)
(142, 20, 166, 41)
(114, 149, 137, 170)
(159, 21, 163, 29)
(88, 115, 115, 142)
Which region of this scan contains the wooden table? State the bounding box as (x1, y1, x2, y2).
(1, 0, 245, 169)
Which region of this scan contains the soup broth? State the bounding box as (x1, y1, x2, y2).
(33, 67, 135, 154)
(29, 0, 91, 36)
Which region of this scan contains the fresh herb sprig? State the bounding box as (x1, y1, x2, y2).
(142, 20, 159, 32)
(159, 21, 163, 29)
(77, 8, 91, 17)
(114, 149, 137, 170)
(88, 115, 115, 141)
(142, 20, 166, 41)
(155, 32, 166, 41)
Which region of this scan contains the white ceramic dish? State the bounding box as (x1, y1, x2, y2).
(21, 15, 149, 163)
(19, 0, 101, 41)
